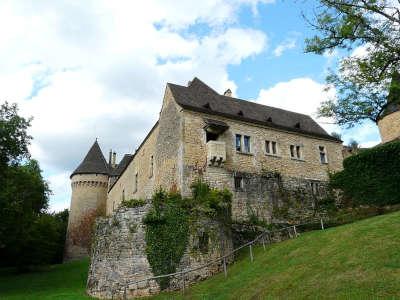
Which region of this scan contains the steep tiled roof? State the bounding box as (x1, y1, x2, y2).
(168, 78, 340, 142)
(111, 154, 134, 176)
(71, 141, 110, 178)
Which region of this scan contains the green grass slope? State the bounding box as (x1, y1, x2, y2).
(151, 211, 400, 299)
(1, 212, 399, 300)
(0, 259, 92, 300)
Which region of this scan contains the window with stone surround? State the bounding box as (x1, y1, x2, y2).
(235, 134, 251, 153)
(290, 145, 302, 160)
(243, 135, 251, 153)
(234, 175, 243, 191)
(266, 140, 278, 155)
(319, 146, 328, 164)
(235, 134, 242, 151)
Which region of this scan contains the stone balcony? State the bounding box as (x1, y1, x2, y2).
(206, 141, 226, 167)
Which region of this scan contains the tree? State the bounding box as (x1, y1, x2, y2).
(0, 102, 32, 167)
(305, 0, 400, 127)
(0, 102, 68, 270)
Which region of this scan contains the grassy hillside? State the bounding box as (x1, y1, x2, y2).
(1, 211, 399, 299)
(150, 211, 400, 299)
(0, 259, 91, 300)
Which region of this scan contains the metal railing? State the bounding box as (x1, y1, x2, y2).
(106, 218, 327, 299)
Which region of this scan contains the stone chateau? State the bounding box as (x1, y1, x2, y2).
(65, 78, 348, 261)
(64, 77, 400, 298)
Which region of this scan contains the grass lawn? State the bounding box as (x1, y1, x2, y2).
(0, 259, 92, 300)
(1, 211, 400, 299)
(150, 211, 400, 299)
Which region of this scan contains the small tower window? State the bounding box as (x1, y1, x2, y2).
(134, 172, 138, 192)
(149, 155, 154, 178)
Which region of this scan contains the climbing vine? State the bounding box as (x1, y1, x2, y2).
(143, 180, 232, 290)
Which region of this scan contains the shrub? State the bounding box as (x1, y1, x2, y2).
(120, 198, 146, 208)
(330, 140, 400, 206)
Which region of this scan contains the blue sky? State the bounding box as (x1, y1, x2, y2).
(0, 0, 381, 211)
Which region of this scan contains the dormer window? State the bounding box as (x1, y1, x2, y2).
(238, 110, 244, 116)
(203, 102, 211, 109)
(295, 122, 301, 129)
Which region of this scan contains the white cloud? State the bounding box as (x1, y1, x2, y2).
(0, 0, 270, 211)
(273, 38, 296, 57)
(256, 77, 382, 147)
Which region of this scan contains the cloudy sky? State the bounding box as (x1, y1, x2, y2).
(0, 0, 381, 212)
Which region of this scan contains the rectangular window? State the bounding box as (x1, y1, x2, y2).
(265, 141, 270, 154)
(235, 134, 242, 152)
(319, 146, 327, 164)
(243, 136, 251, 153)
(266, 140, 277, 155)
(290, 145, 295, 158)
(122, 189, 125, 201)
(290, 145, 302, 159)
(149, 155, 154, 178)
(234, 176, 243, 190)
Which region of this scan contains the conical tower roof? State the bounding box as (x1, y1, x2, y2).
(70, 140, 109, 178)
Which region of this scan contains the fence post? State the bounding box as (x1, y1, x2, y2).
(249, 244, 254, 262)
(320, 218, 325, 230)
(261, 235, 266, 251)
(223, 257, 227, 278)
(293, 225, 298, 237)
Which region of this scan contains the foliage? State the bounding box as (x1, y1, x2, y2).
(68, 209, 98, 251)
(143, 189, 189, 289)
(0, 102, 32, 168)
(144, 181, 232, 290)
(120, 198, 146, 208)
(305, 0, 400, 127)
(330, 140, 400, 206)
(0, 102, 67, 270)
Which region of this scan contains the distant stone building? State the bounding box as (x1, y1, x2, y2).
(65, 78, 345, 262)
(378, 73, 400, 143)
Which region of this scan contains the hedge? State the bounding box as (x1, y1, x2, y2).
(330, 140, 400, 206)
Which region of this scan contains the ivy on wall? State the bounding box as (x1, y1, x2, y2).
(330, 140, 400, 206)
(143, 180, 232, 290)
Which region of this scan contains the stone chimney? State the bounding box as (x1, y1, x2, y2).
(108, 150, 112, 166)
(224, 89, 232, 97)
(112, 152, 116, 168)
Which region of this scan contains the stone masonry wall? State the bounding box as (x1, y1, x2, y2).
(107, 85, 184, 216)
(107, 125, 159, 215)
(87, 205, 232, 299)
(378, 110, 400, 143)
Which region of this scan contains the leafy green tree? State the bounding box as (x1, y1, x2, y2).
(305, 0, 400, 127)
(0, 102, 68, 270)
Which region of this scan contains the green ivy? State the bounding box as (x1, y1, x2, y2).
(120, 198, 146, 208)
(143, 180, 232, 290)
(330, 140, 400, 206)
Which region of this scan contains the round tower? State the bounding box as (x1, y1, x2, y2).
(64, 141, 110, 261)
(378, 72, 400, 143)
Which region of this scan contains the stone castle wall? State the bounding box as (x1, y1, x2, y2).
(378, 110, 400, 143)
(107, 86, 184, 215)
(107, 125, 159, 215)
(87, 206, 232, 299)
(65, 173, 108, 261)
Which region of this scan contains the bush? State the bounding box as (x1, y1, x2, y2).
(120, 198, 146, 208)
(330, 140, 400, 206)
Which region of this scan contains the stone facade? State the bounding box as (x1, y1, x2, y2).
(378, 110, 400, 143)
(87, 206, 232, 299)
(65, 173, 108, 261)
